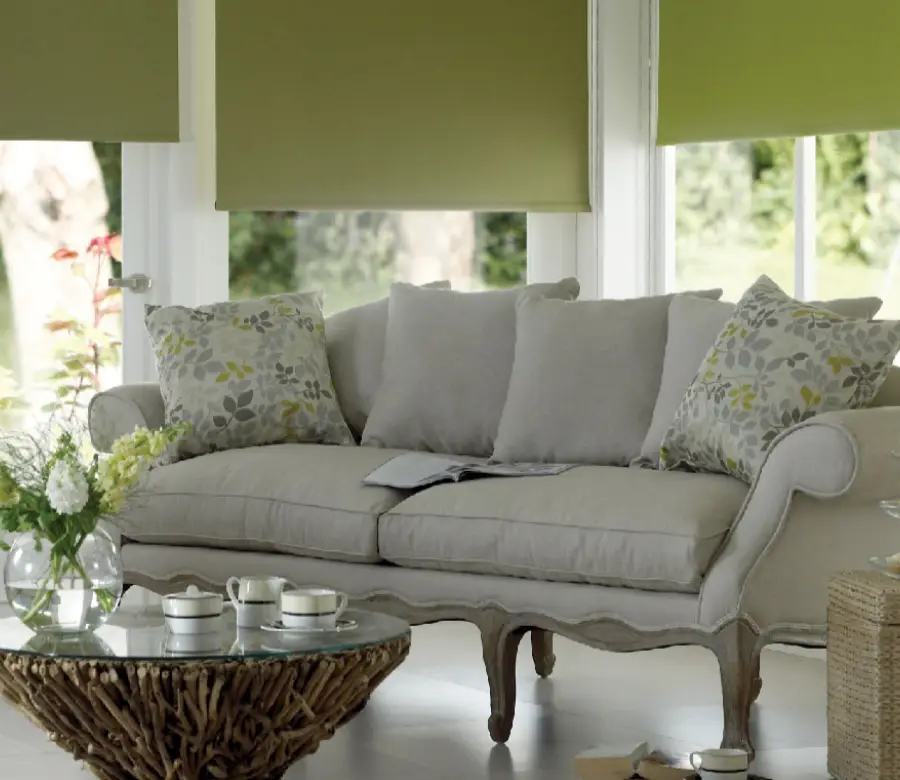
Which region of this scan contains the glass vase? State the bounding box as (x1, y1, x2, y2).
(3, 528, 124, 634)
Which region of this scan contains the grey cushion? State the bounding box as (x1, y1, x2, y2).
(121, 444, 411, 563)
(637, 293, 885, 466)
(325, 281, 449, 441)
(378, 465, 748, 592)
(361, 279, 580, 457)
(492, 290, 723, 466)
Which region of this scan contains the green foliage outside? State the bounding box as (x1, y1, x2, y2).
(228, 211, 528, 307)
(676, 131, 900, 311)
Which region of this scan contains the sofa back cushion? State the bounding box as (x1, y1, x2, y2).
(637, 292, 885, 466)
(361, 279, 580, 457)
(491, 289, 722, 466)
(325, 281, 449, 440)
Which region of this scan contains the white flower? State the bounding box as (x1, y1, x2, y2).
(46, 459, 89, 515)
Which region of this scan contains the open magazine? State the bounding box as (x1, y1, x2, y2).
(363, 452, 573, 490)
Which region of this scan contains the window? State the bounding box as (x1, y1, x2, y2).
(0, 141, 122, 428)
(671, 139, 795, 301)
(815, 131, 900, 318)
(228, 211, 527, 313)
(665, 132, 900, 323)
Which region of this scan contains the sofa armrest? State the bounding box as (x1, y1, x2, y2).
(88, 383, 166, 452)
(698, 407, 900, 629)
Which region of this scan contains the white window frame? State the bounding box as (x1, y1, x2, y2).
(648, 3, 820, 297)
(120, 0, 227, 383)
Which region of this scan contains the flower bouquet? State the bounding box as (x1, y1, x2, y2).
(0, 421, 189, 633)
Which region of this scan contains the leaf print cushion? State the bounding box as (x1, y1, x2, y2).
(659, 275, 900, 483)
(145, 292, 355, 458)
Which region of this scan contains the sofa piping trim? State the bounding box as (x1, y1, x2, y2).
(379, 553, 702, 592)
(123, 533, 380, 563)
(131, 491, 404, 517)
(383, 508, 736, 540)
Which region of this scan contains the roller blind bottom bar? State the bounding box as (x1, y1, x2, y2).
(214, 200, 592, 214)
(657, 0, 900, 146)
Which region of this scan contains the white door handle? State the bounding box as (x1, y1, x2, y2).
(108, 273, 153, 293)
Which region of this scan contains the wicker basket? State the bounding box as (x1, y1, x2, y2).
(828, 570, 900, 780)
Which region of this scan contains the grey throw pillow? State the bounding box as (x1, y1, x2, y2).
(660, 276, 900, 483)
(325, 281, 449, 441)
(636, 292, 884, 466)
(491, 289, 723, 466)
(145, 292, 355, 458)
(361, 279, 580, 456)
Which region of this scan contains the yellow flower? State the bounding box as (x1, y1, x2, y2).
(97, 422, 190, 515)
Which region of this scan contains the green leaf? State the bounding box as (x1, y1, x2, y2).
(800, 385, 814, 405)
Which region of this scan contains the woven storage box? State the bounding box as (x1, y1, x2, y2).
(828, 570, 900, 780)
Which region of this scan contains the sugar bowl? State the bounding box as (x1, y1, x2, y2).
(162, 585, 223, 634)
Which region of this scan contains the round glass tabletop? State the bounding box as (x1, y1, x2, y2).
(0, 607, 409, 661)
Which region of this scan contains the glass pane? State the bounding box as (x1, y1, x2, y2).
(228, 211, 526, 313)
(674, 139, 795, 301)
(0, 141, 122, 430)
(815, 131, 900, 319)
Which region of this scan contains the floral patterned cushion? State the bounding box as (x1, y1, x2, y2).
(660, 275, 900, 483)
(145, 293, 354, 458)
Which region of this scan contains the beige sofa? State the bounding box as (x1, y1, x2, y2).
(88, 322, 900, 756)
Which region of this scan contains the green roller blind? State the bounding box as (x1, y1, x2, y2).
(0, 0, 179, 142)
(216, 0, 589, 212)
(657, 0, 900, 146)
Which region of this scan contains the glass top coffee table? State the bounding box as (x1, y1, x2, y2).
(0, 606, 410, 780)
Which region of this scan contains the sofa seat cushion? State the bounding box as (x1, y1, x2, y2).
(378, 466, 748, 592)
(122, 444, 411, 563)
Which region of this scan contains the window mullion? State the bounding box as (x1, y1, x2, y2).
(794, 136, 817, 299)
(526, 214, 578, 283)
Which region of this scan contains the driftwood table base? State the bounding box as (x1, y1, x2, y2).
(0, 636, 409, 780)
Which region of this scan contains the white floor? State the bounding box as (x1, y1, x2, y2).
(0, 608, 832, 780)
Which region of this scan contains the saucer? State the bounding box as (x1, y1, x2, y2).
(260, 618, 358, 634)
(870, 556, 900, 579)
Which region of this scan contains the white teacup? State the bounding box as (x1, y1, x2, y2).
(226, 575, 296, 627)
(281, 587, 348, 629)
(689, 748, 750, 780)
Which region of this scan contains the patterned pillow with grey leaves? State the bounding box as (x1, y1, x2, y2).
(660, 275, 900, 483)
(145, 292, 355, 458)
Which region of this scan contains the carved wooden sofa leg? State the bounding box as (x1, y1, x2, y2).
(479, 614, 528, 743)
(530, 630, 556, 678)
(712, 619, 761, 758)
